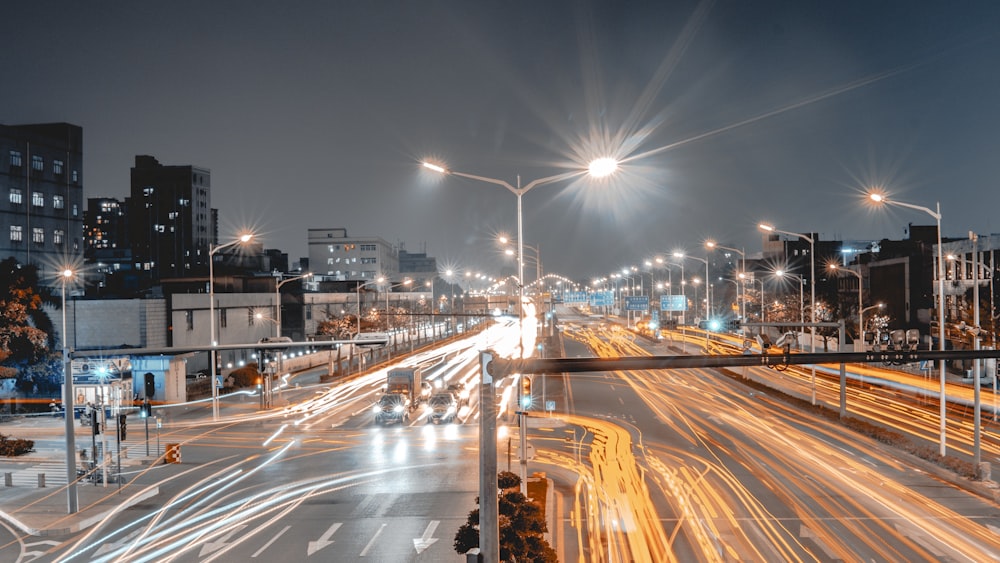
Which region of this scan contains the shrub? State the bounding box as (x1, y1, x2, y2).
(0, 434, 35, 456)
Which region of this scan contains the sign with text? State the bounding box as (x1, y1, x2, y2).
(589, 291, 614, 307)
(563, 291, 588, 304)
(624, 295, 649, 311)
(660, 294, 687, 311)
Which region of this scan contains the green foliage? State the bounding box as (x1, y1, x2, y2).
(454, 471, 557, 562)
(229, 363, 261, 388)
(0, 434, 35, 456)
(0, 257, 58, 377)
(13, 353, 64, 395)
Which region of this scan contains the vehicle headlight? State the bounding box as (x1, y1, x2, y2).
(447, 406, 456, 414)
(424, 404, 432, 412)
(372, 405, 380, 413)
(394, 405, 404, 413)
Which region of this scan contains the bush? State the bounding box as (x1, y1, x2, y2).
(229, 363, 262, 389)
(0, 434, 35, 456)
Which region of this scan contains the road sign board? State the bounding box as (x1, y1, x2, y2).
(546, 400, 555, 411)
(660, 294, 687, 311)
(625, 296, 649, 311)
(589, 291, 614, 307)
(563, 291, 588, 304)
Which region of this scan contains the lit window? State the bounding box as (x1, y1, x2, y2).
(32, 227, 44, 244)
(53, 160, 64, 175)
(53, 229, 64, 245)
(9, 188, 22, 205)
(72, 204, 78, 216)
(31, 155, 43, 171)
(53, 195, 64, 209)
(9, 151, 22, 167)
(72, 170, 79, 183)
(10, 225, 22, 242)
(32, 192, 44, 207)
(143, 186, 154, 196)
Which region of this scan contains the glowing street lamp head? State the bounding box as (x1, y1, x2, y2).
(673, 252, 684, 259)
(61, 268, 74, 279)
(587, 157, 618, 178)
(238, 233, 253, 243)
(759, 223, 775, 232)
(706, 241, 717, 249)
(422, 161, 447, 174)
(869, 193, 884, 204)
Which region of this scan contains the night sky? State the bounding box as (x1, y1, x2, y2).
(5, 1, 1000, 282)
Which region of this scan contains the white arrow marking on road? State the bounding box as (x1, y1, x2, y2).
(198, 524, 247, 557)
(413, 520, 440, 554)
(94, 530, 141, 556)
(307, 522, 342, 556)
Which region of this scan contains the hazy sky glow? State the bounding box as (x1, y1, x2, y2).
(5, 1, 1000, 282)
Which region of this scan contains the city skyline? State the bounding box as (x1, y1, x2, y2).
(4, 1, 1000, 281)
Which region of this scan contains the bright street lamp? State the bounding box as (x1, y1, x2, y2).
(868, 192, 948, 456)
(829, 264, 864, 348)
(423, 158, 618, 359)
(760, 223, 817, 405)
(60, 268, 78, 514)
(674, 252, 710, 321)
(275, 272, 312, 338)
(209, 232, 253, 421)
(707, 241, 746, 321)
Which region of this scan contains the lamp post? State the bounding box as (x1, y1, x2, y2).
(760, 223, 817, 405)
(775, 270, 805, 345)
(274, 272, 312, 339)
(674, 252, 711, 321)
(868, 192, 948, 456)
(356, 276, 385, 334)
(209, 233, 253, 421)
(707, 242, 746, 321)
(829, 264, 864, 348)
(424, 158, 617, 361)
(60, 268, 78, 514)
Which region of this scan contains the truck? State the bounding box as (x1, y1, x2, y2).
(385, 367, 428, 405)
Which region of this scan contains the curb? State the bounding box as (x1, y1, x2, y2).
(0, 485, 160, 537)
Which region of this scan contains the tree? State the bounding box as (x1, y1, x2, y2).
(0, 258, 58, 381)
(454, 471, 557, 562)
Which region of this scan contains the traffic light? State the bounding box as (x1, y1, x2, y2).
(144, 372, 155, 399)
(118, 414, 127, 440)
(519, 375, 532, 409)
(140, 399, 152, 418)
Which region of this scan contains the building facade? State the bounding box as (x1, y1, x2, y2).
(308, 228, 398, 282)
(0, 122, 84, 278)
(129, 155, 214, 281)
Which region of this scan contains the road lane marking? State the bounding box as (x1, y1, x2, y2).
(251, 525, 290, 558)
(359, 523, 387, 556)
(307, 522, 342, 556)
(413, 520, 440, 554)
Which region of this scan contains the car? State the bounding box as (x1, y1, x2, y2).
(372, 393, 410, 425)
(425, 392, 458, 424)
(446, 383, 470, 407)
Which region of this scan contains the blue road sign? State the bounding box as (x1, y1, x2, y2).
(625, 296, 649, 311)
(564, 291, 588, 304)
(660, 294, 687, 311)
(589, 291, 614, 307)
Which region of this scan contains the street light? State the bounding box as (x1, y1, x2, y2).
(775, 270, 806, 343)
(674, 252, 710, 321)
(707, 241, 746, 321)
(357, 276, 386, 334)
(760, 223, 817, 405)
(868, 192, 948, 457)
(209, 232, 253, 421)
(423, 158, 617, 360)
(829, 264, 864, 348)
(274, 272, 312, 338)
(60, 267, 78, 514)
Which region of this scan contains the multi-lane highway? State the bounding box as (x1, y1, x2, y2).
(4, 308, 1000, 562)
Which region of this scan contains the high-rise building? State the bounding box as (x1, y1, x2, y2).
(308, 228, 398, 282)
(0, 122, 84, 278)
(128, 155, 214, 281)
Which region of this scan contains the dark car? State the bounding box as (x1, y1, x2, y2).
(373, 393, 410, 425)
(425, 393, 458, 424)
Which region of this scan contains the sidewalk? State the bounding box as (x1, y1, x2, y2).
(0, 415, 172, 537)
